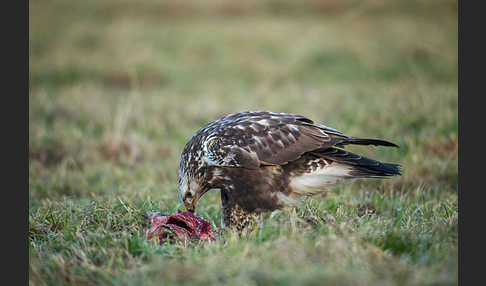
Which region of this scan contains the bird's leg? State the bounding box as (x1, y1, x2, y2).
(220, 188, 231, 230)
(220, 188, 260, 235)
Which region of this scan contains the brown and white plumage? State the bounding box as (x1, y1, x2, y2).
(177, 111, 401, 232)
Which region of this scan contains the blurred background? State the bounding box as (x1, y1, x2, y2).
(29, 0, 457, 285)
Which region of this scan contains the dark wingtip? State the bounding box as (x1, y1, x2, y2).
(386, 141, 400, 148)
(347, 137, 399, 148)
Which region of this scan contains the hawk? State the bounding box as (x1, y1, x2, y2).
(177, 111, 401, 232)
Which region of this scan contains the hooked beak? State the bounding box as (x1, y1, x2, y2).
(185, 194, 197, 213)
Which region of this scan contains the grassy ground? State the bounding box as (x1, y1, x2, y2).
(29, 1, 458, 285)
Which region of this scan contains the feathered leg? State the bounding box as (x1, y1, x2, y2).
(221, 188, 260, 235)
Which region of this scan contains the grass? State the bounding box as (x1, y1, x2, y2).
(29, 0, 458, 285)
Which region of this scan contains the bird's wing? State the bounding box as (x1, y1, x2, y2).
(204, 113, 356, 169)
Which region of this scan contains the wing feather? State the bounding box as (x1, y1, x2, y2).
(204, 112, 352, 168)
(202, 111, 398, 169)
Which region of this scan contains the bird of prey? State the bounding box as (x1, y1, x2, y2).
(177, 111, 401, 232)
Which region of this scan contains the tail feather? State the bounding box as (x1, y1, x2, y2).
(351, 160, 402, 178)
(311, 147, 402, 178)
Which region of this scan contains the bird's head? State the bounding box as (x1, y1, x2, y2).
(177, 165, 209, 213)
